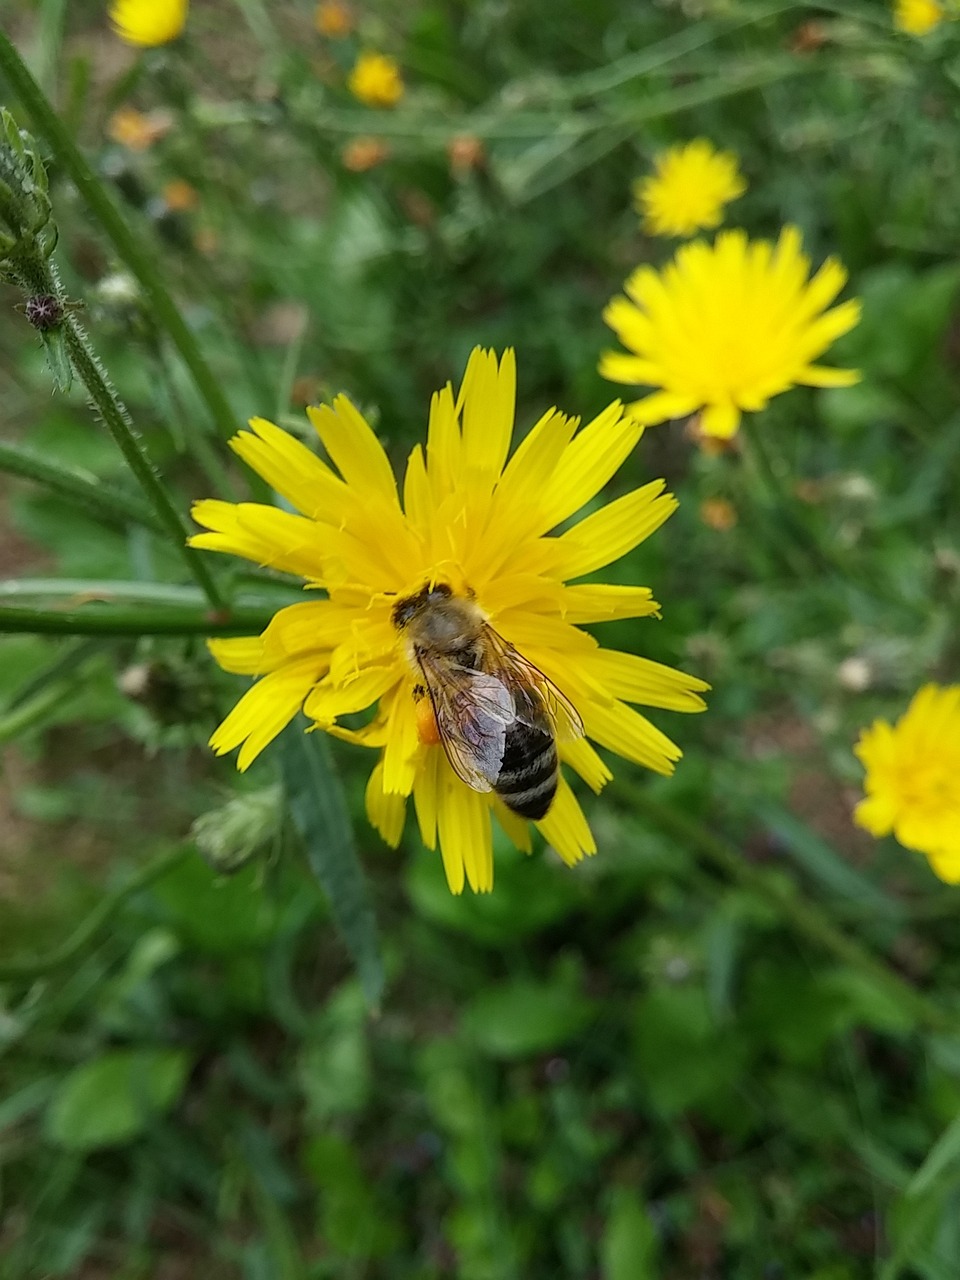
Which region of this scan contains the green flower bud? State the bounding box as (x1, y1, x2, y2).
(0, 108, 56, 273)
(191, 784, 283, 874)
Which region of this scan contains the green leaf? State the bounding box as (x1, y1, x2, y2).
(277, 718, 384, 1009)
(466, 977, 594, 1059)
(754, 803, 903, 923)
(906, 1111, 960, 1200)
(601, 1188, 659, 1280)
(44, 1047, 191, 1150)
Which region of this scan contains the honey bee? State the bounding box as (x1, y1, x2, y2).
(391, 583, 583, 820)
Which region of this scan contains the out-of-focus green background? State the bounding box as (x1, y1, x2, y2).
(2, 1, 960, 1276)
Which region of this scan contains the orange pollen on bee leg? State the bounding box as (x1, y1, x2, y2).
(415, 696, 441, 746)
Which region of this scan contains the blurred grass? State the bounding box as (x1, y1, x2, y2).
(1, 0, 960, 1276)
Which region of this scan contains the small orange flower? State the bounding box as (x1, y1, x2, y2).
(699, 498, 737, 531)
(341, 137, 391, 172)
(448, 135, 485, 177)
(162, 179, 199, 212)
(107, 106, 172, 151)
(315, 0, 354, 37)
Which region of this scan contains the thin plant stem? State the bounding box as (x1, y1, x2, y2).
(0, 30, 238, 441)
(0, 845, 190, 980)
(0, 438, 164, 533)
(0, 577, 296, 607)
(58, 307, 227, 609)
(620, 785, 955, 1036)
(0, 601, 273, 636)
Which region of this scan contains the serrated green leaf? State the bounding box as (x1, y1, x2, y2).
(277, 718, 384, 1009)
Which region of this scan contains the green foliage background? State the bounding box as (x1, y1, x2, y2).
(2, 1, 960, 1276)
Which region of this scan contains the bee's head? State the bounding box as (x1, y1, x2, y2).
(391, 581, 453, 629)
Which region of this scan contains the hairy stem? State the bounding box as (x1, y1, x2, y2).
(0, 29, 238, 440)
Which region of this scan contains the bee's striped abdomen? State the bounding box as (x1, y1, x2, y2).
(495, 724, 558, 820)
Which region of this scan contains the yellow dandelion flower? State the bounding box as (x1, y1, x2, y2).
(599, 225, 862, 440)
(190, 349, 708, 895)
(108, 0, 187, 47)
(348, 52, 405, 109)
(634, 139, 746, 239)
(854, 685, 960, 883)
(894, 0, 944, 35)
(315, 0, 354, 37)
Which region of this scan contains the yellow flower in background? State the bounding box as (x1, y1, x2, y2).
(315, 0, 354, 37)
(599, 226, 861, 439)
(894, 0, 944, 35)
(854, 685, 960, 882)
(348, 53, 405, 108)
(109, 0, 187, 46)
(191, 349, 707, 894)
(634, 139, 747, 238)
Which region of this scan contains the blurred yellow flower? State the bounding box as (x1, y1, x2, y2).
(348, 52, 405, 108)
(315, 0, 354, 37)
(190, 349, 707, 894)
(109, 0, 187, 47)
(894, 0, 944, 35)
(600, 226, 861, 439)
(634, 139, 746, 238)
(854, 685, 960, 882)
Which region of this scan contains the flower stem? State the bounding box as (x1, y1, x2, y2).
(0, 845, 190, 981)
(622, 786, 954, 1036)
(0, 29, 238, 441)
(0, 601, 274, 636)
(58, 307, 227, 609)
(0, 438, 164, 533)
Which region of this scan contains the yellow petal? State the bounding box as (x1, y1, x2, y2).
(365, 760, 407, 847)
(209, 655, 326, 771)
(583, 649, 709, 712)
(536, 403, 644, 532)
(303, 665, 398, 723)
(557, 481, 678, 578)
(207, 636, 271, 675)
(413, 746, 441, 850)
(458, 347, 516, 485)
(536, 776, 595, 865)
(190, 500, 328, 580)
(436, 763, 493, 894)
(307, 397, 400, 509)
(492, 797, 533, 853)
(229, 417, 349, 522)
(561, 736, 612, 794)
(559, 583, 660, 624)
(583, 699, 682, 775)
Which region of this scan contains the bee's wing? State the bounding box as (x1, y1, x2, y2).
(481, 625, 584, 742)
(416, 653, 515, 792)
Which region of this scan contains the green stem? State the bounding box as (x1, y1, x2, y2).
(0, 845, 190, 980)
(58, 309, 226, 609)
(0, 577, 296, 607)
(623, 786, 954, 1036)
(0, 29, 238, 441)
(0, 438, 164, 533)
(0, 601, 274, 636)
